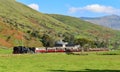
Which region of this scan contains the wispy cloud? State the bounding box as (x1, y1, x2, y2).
(28, 3, 39, 11)
(69, 4, 120, 14)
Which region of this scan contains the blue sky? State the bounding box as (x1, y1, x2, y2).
(17, 0, 120, 17)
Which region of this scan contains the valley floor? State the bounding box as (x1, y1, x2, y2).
(0, 50, 120, 72)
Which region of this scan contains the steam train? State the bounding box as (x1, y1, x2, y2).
(13, 46, 109, 54)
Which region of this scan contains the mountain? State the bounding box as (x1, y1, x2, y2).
(80, 15, 120, 30)
(0, 0, 120, 48)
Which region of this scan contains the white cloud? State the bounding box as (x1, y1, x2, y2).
(69, 4, 120, 14)
(28, 3, 39, 11)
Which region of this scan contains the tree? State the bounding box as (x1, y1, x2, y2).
(75, 38, 93, 53)
(63, 32, 75, 43)
(112, 40, 120, 50)
(94, 37, 110, 48)
(41, 34, 56, 47)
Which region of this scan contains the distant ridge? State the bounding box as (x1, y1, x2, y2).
(80, 15, 120, 30)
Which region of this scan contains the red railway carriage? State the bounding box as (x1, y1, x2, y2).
(35, 47, 80, 53)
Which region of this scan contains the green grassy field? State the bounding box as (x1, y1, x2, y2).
(0, 49, 120, 72)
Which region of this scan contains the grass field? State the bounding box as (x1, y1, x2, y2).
(0, 49, 120, 72)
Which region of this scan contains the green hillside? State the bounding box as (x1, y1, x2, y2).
(48, 14, 120, 39)
(0, 0, 120, 48)
(0, 0, 72, 47)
